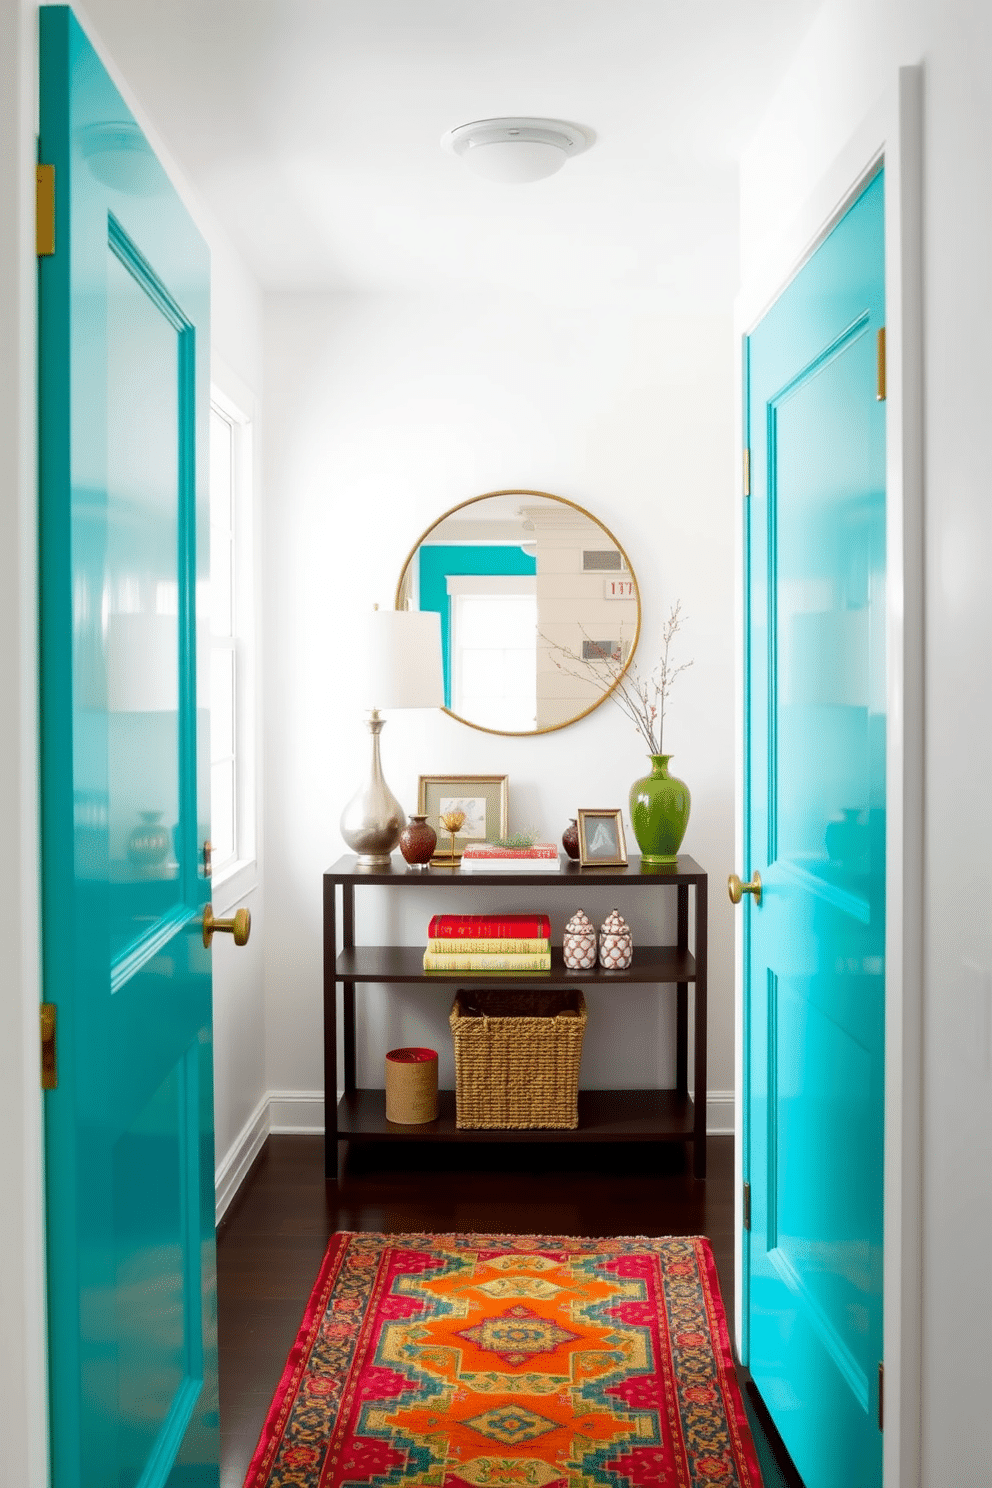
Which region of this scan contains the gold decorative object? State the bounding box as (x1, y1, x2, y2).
(437, 808, 466, 864)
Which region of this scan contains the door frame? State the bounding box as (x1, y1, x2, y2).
(1, 1, 49, 1483)
(733, 68, 923, 1488)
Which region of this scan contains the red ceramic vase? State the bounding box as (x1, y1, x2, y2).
(562, 818, 580, 861)
(399, 814, 437, 866)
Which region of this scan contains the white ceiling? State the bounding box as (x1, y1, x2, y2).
(84, 0, 821, 305)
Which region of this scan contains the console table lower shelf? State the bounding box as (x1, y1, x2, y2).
(323, 853, 709, 1180)
(336, 1088, 698, 1145)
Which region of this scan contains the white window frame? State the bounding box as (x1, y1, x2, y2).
(445, 574, 538, 728)
(209, 364, 258, 912)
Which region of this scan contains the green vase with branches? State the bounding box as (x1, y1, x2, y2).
(629, 753, 691, 865)
(548, 601, 692, 864)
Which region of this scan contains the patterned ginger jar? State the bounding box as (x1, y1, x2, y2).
(598, 908, 633, 970)
(563, 909, 597, 970)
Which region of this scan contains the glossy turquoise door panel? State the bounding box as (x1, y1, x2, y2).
(112, 1055, 203, 1481)
(105, 229, 189, 959)
(39, 10, 217, 1486)
(743, 172, 885, 1488)
(773, 325, 885, 891)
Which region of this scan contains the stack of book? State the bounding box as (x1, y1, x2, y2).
(422, 912, 552, 972)
(460, 842, 560, 873)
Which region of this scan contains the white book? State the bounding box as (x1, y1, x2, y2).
(459, 855, 561, 873)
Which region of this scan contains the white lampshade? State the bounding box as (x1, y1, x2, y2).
(364, 609, 444, 711)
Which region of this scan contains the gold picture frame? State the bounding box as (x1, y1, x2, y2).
(418, 774, 509, 863)
(577, 809, 628, 867)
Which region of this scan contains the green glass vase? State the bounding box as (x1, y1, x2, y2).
(629, 754, 691, 865)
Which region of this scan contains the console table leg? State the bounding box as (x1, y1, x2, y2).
(323, 877, 339, 1180)
(693, 876, 708, 1179)
(676, 985, 688, 1097)
(343, 885, 356, 1096)
(692, 989, 708, 1179)
(343, 986, 356, 1095)
(676, 885, 689, 1097)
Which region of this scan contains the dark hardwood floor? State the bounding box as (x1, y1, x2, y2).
(216, 1134, 803, 1488)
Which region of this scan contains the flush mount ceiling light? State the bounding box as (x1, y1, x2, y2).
(441, 117, 593, 184)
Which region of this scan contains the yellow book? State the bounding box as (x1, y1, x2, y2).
(422, 951, 552, 972)
(424, 937, 549, 955)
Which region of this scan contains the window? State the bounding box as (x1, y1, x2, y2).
(447, 578, 538, 732)
(209, 380, 256, 893)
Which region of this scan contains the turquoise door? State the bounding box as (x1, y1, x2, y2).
(741, 172, 886, 1488)
(39, 9, 218, 1485)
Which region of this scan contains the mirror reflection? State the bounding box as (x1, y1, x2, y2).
(396, 490, 640, 735)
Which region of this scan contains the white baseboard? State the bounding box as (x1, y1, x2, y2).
(704, 1090, 735, 1136)
(215, 1086, 738, 1220)
(267, 1089, 326, 1134)
(214, 1094, 270, 1223)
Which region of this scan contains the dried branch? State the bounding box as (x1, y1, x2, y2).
(543, 601, 692, 755)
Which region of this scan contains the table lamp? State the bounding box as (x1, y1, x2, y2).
(339, 607, 444, 868)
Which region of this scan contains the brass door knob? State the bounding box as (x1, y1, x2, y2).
(728, 871, 762, 907)
(202, 904, 251, 949)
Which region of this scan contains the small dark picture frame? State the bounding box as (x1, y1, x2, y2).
(576, 809, 628, 867)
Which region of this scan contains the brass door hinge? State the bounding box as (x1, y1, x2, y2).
(743, 447, 751, 497)
(40, 1003, 57, 1090)
(876, 327, 887, 401)
(878, 1361, 884, 1431)
(203, 839, 213, 879)
(743, 1181, 751, 1231)
(36, 165, 55, 257)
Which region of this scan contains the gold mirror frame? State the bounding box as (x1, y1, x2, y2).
(395, 488, 641, 737)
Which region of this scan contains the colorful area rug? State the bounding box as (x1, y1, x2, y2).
(244, 1232, 763, 1488)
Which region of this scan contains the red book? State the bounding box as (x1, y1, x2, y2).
(427, 912, 551, 939)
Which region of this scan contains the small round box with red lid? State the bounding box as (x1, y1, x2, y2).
(384, 1046, 439, 1124)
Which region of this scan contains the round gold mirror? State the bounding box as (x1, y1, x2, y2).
(395, 489, 640, 736)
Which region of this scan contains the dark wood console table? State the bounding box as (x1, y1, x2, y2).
(322, 854, 708, 1179)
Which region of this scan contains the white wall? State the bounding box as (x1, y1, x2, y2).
(262, 290, 736, 1122)
(741, 0, 992, 1481)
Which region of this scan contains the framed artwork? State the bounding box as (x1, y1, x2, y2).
(577, 808, 628, 867)
(418, 774, 509, 861)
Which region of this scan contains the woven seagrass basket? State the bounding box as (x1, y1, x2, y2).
(449, 988, 587, 1129)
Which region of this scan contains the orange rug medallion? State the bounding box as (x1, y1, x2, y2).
(244, 1232, 763, 1487)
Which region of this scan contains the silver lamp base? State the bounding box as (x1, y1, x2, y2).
(340, 711, 404, 867)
